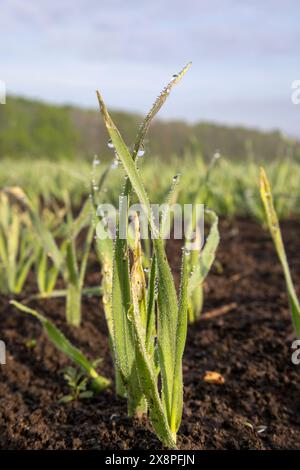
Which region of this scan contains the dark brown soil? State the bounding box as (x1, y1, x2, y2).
(0, 218, 300, 450)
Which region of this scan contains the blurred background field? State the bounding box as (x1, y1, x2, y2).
(0, 95, 299, 219)
(1, 96, 300, 163)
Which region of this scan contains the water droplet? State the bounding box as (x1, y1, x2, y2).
(111, 159, 119, 169)
(182, 247, 191, 256)
(173, 174, 181, 183)
(137, 144, 145, 157)
(213, 151, 221, 160)
(166, 87, 171, 94)
(107, 139, 114, 149)
(172, 74, 178, 79)
(93, 185, 99, 191)
(127, 308, 133, 321)
(143, 268, 149, 273)
(93, 158, 100, 165)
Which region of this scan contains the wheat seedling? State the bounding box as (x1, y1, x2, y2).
(260, 167, 300, 338)
(95, 63, 219, 448)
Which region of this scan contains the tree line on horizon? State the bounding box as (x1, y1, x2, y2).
(0, 96, 299, 163)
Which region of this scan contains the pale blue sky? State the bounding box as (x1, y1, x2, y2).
(1, 0, 299, 136)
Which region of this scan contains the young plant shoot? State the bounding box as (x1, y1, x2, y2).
(260, 167, 300, 338)
(10, 300, 110, 392)
(5, 181, 107, 327)
(95, 63, 219, 448)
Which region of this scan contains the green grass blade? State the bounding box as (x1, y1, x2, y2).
(128, 304, 176, 448)
(94, 213, 114, 336)
(91, 111, 147, 411)
(160, 175, 181, 239)
(146, 254, 156, 351)
(7, 211, 19, 291)
(260, 167, 300, 337)
(154, 238, 178, 422)
(111, 226, 133, 379)
(112, 235, 145, 414)
(15, 251, 35, 294)
(95, 224, 127, 399)
(66, 284, 81, 327)
(45, 264, 60, 294)
(10, 300, 110, 390)
(36, 248, 47, 294)
(132, 62, 192, 159)
(26, 286, 102, 301)
(170, 249, 188, 435)
(79, 224, 94, 288)
(188, 210, 220, 295)
(31, 210, 64, 271)
(96, 65, 192, 442)
(66, 239, 79, 285)
(97, 91, 155, 233)
(66, 239, 81, 326)
(0, 227, 8, 266)
(69, 199, 91, 240)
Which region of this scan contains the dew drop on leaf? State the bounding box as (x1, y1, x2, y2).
(137, 144, 145, 157)
(111, 159, 119, 169)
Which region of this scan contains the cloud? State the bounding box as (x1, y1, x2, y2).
(1, 0, 299, 136)
(2, 0, 299, 62)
